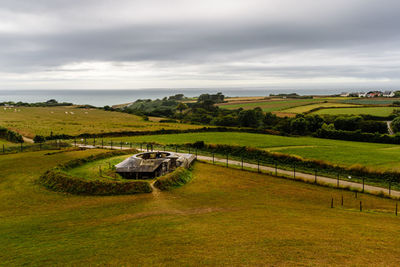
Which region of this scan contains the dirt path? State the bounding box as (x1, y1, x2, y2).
(387, 121, 394, 135)
(22, 136, 34, 143)
(78, 144, 400, 198)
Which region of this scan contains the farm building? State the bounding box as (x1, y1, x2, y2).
(115, 151, 195, 179)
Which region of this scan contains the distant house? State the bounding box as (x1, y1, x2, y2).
(366, 91, 382, 98)
(383, 91, 395, 97)
(358, 92, 367, 97)
(340, 92, 350, 97)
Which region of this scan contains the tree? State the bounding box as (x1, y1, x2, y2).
(290, 117, 308, 134)
(391, 116, 400, 133)
(176, 102, 188, 113)
(33, 135, 46, 143)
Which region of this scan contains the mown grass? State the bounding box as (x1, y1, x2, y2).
(283, 102, 359, 114)
(217, 98, 324, 112)
(0, 106, 202, 138)
(66, 155, 130, 182)
(314, 106, 398, 116)
(2, 151, 400, 265)
(101, 132, 400, 171)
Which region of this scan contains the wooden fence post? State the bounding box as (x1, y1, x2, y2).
(257, 158, 260, 173)
(212, 153, 215, 164)
(293, 164, 296, 179)
(360, 201, 362, 212)
(315, 170, 317, 183)
(341, 195, 343, 206)
(226, 153, 228, 167)
(275, 162, 277, 176)
(241, 156, 243, 170)
(337, 173, 339, 188)
(362, 178, 365, 193)
(331, 197, 333, 208)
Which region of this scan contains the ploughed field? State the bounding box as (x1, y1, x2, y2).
(1, 149, 400, 265)
(102, 132, 400, 171)
(0, 106, 202, 138)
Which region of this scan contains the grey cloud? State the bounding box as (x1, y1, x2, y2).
(1, 0, 400, 88)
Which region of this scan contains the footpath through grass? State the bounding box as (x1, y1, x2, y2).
(2, 150, 400, 265)
(100, 132, 400, 171)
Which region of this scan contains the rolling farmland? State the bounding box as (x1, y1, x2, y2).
(1, 151, 400, 265)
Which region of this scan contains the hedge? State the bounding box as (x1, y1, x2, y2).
(181, 143, 400, 185)
(38, 149, 153, 195)
(40, 127, 280, 140)
(0, 126, 23, 143)
(154, 167, 192, 191)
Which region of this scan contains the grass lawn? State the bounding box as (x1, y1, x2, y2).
(66, 155, 130, 182)
(1, 150, 400, 265)
(282, 102, 359, 114)
(0, 106, 202, 138)
(217, 98, 324, 112)
(313, 106, 398, 116)
(101, 132, 400, 171)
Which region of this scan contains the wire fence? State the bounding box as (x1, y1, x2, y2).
(69, 138, 399, 195)
(0, 141, 69, 155)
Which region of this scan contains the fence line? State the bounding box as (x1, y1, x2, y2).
(73, 139, 399, 196)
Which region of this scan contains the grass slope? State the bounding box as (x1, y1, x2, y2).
(0, 106, 201, 138)
(1, 151, 400, 265)
(314, 106, 398, 116)
(218, 98, 323, 112)
(283, 102, 358, 114)
(103, 132, 400, 171)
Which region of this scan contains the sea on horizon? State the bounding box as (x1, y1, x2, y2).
(0, 88, 343, 107)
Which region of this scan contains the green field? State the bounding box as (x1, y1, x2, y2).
(101, 132, 400, 171)
(218, 98, 324, 112)
(314, 107, 398, 116)
(66, 155, 130, 182)
(2, 150, 400, 265)
(0, 106, 202, 138)
(283, 102, 359, 114)
(341, 98, 400, 105)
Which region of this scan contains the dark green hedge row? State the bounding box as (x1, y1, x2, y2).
(39, 170, 152, 195)
(314, 128, 400, 145)
(38, 149, 153, 195)
(154, 167, 192, 191)
(39, 127, 280, 141)
(183, 143, 400, 184)
(0, 126, 23, 143)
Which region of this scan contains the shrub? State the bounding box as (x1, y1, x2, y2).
(38, 149, 153, 195)
(154, 167, 192, 191)
(0, 126, 23, 143)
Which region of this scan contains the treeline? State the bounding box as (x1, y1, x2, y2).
(1, 99, 73, 107)
(0, 126, 23, 143)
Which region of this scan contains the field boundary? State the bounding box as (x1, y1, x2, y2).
(38, 149, 153, 195)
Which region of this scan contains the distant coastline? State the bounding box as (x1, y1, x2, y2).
(0, 88, 356, 106)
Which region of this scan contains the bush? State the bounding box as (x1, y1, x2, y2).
(154, 167, 192, 191)
(0, 126, 23, 143)
(38, 149, 153, 195)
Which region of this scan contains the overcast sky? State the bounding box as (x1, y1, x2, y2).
(1, 0, 400, 90)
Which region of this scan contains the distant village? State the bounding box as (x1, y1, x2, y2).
(340, 90, 398, 98)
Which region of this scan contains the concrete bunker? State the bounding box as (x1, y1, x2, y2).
(115, 151, 195, 179)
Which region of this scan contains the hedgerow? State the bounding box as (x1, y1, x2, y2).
(38, 149, 153, 195)
(0, 126, 23, 143)
(154, 167, 192, 191)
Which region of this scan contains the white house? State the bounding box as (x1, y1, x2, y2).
(383, 91, 395, 97)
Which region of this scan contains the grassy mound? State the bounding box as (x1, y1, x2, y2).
(154, 167, 192, 191)
(38, 149, 152, 195)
